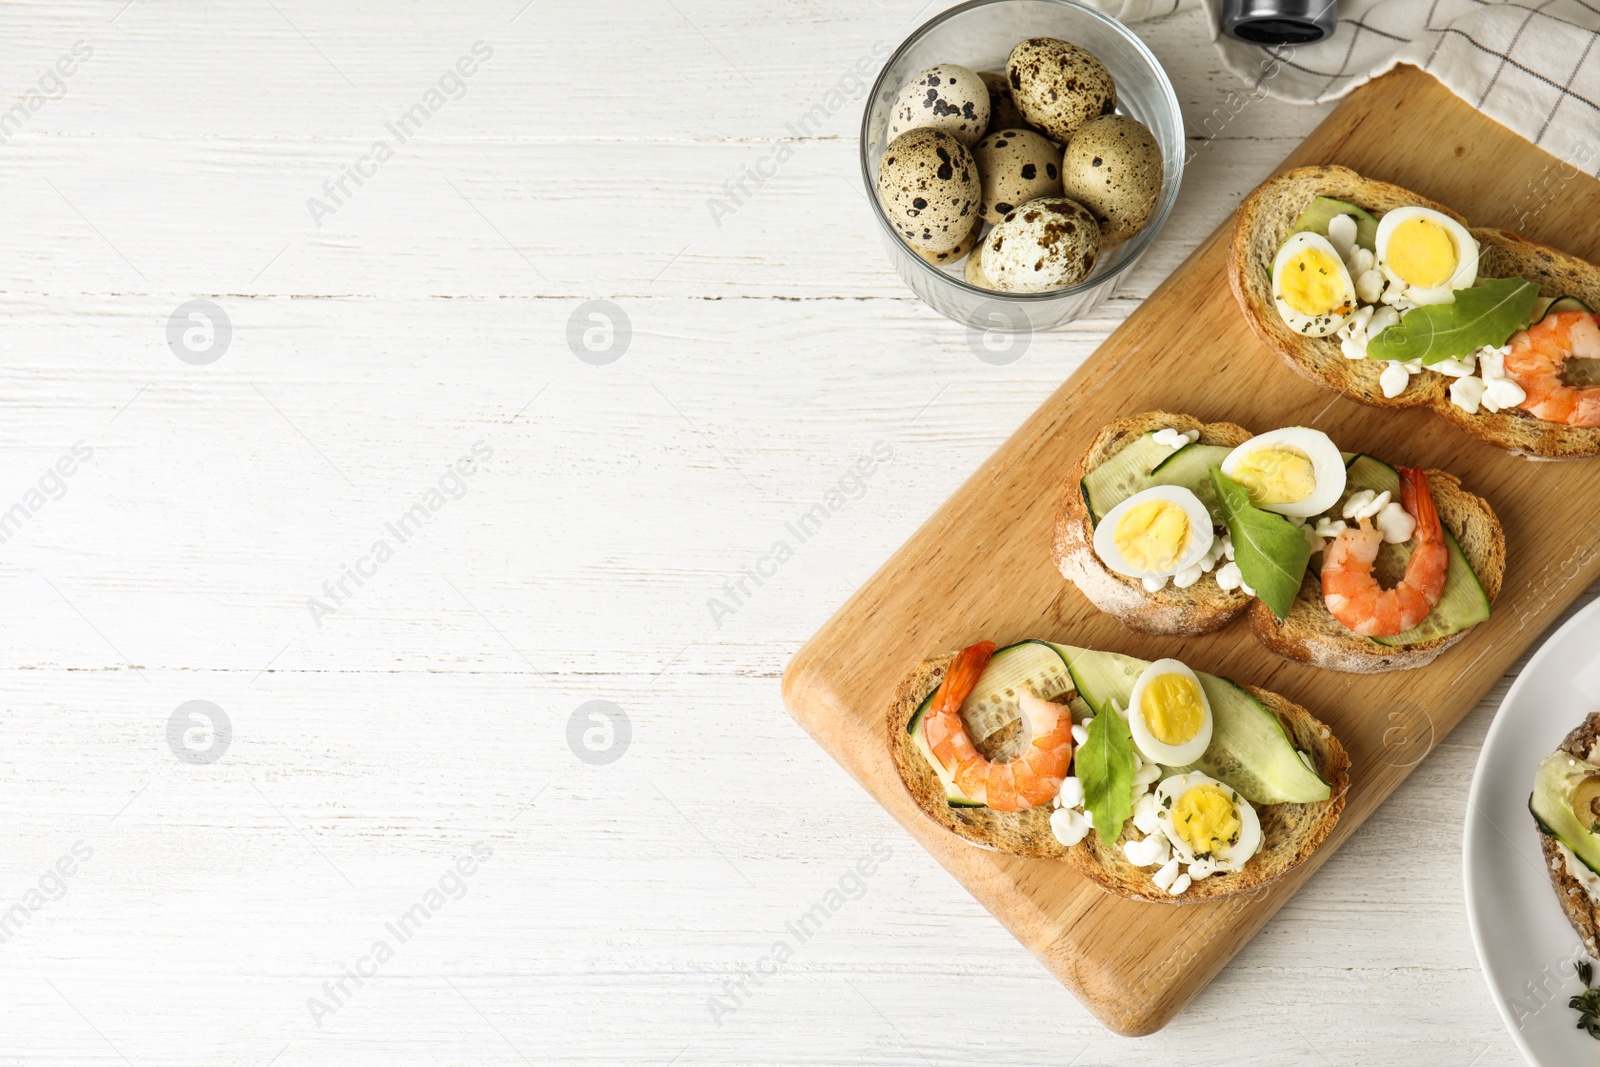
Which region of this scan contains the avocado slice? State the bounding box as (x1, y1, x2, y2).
(1532, 749, 1600, 878)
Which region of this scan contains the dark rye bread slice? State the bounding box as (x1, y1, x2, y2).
(1540, 712, 1600, 959)
(1229, 165, 1600, 459)
(888, 652, 1350, 903)
(1051, 410, 1254, 636)
(1249, 468, 1505, 673)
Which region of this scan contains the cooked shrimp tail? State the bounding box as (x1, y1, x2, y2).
(1320, 467, 1448, 637)
(923, 640, 1075, 812)
(1504, 311, 1600, 427)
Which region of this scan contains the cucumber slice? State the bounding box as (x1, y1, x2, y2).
(1080, 432, 1180, 524)
(1340, 455, 1491, 647)
(1291, 195, 1378, 252)
(1052, 645, 1330, 805)
(908, 692, 984, 807)
(1532, 294, 1594, 326)
(1080, 432, 1231, 524)
(957, 640, 1074, 751)
(1532, 750, 1600, 877)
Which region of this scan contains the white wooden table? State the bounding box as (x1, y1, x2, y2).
(0, 1, 1581, 1063)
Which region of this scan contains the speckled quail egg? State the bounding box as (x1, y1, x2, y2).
(978, 71, 1029, 136)
(886, 64, 991, 148)
(973, 128, 1063, 223)
(964, 237, 997, 289)
(1060, 114, 1162, 246)
(1006, 38, 1116, 144)
(876, 128, 981, 254)
(915, 216, 982, 266)
(981, 196, 1101, 293)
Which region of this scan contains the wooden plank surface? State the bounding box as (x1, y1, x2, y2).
(783, 63, 1600, 1036)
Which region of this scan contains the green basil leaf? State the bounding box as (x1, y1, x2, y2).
(1366, 276, 1540, 365)
(1211, 470, 1311, 621)
(1078, 703, 1137, 845)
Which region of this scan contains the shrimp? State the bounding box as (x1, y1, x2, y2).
(922, 641, 1075, 812)
(1320, 466, 1448, 637)
(1503, 310, 1600, 427)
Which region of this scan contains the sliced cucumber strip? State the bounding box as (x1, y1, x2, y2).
(957, 640, 1074, 751)
(1532, 750, 1600, 877)
(1080, 431, 1231, 524)
(1531, 294, 1595, 326)
(1053, 645, 1330, 805)
(1081, 432, 1181, 523)
(1340, 455, 1491, 647)
(1291, 195, 1378, 252)
(1149, 443, 1231, 521)
(908, 692, 983, 807)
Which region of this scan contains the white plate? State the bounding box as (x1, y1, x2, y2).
(1466, 595, 1600, 1065)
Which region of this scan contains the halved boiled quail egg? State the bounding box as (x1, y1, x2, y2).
(1373, 205, 1478, 306)
(1272, 231, 1356, 336)
(1092, 485, 1214, 581)
(1220, 426, 1346, 519)
(1153, 771, 1262, 870)
(1125, 658, 1212, 766)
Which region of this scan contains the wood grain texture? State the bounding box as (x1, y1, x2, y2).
(784, 64, 1600, 1037)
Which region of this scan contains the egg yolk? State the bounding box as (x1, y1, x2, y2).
(1113, 499, 1190, 573)
(1230, 446, 1315, 506)
(1386, 217, 1457, 288)
(1279, 246, 1350, 315)
(1172, 785, 1242, 858)
(1140, 674, 1206, 746)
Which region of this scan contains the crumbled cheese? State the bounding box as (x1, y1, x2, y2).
(1187, 857, 1219, 881)
(1166, 872, 1192, 896)
(1132, 762, 1162, 789)
(1312, 515, 1347, 540)
(1056, 776, 1084, 810)
(1347, 245, 1375, 277)
(1131, 793, 1161, 835)
(1327, 214, 1357, 259)
(1122, 834, 1169, 868)
(1171, 562, 1204, 589)
(1374, 500, 1416, 544)
(1050, 807, 1090, 847)
(1070, 722, 1089, 747)
(1142, 575, 1169, 593)
(1450, 374, 1487, 414)
(1355, 268, 1384, 304)
(1151, 427, 1191, 449)
(1341, 489, 1390, 521)
(1379, 361, 1409, 398)
(1432, 353, 1478, 377)
(1151, 857, 1181, 891)
(1213, 560, 1244, 591)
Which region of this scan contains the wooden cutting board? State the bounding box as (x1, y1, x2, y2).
(782, 64, 1600, 1036)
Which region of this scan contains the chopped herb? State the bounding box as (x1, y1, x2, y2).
(1572, 960, 1600, 1040)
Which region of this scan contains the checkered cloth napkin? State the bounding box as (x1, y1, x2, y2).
(1090, 0, 1600, 175)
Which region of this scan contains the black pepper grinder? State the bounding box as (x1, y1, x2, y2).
(1221, 0, 1339, 45)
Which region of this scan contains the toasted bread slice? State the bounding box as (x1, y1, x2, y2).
(1230, 165, 1600, 459)
(888, 651, 1350, 902)
(1054, 410, 1504, 671)
(1051, 410, 1254, 636)
(1540, 712, 1600, 959)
